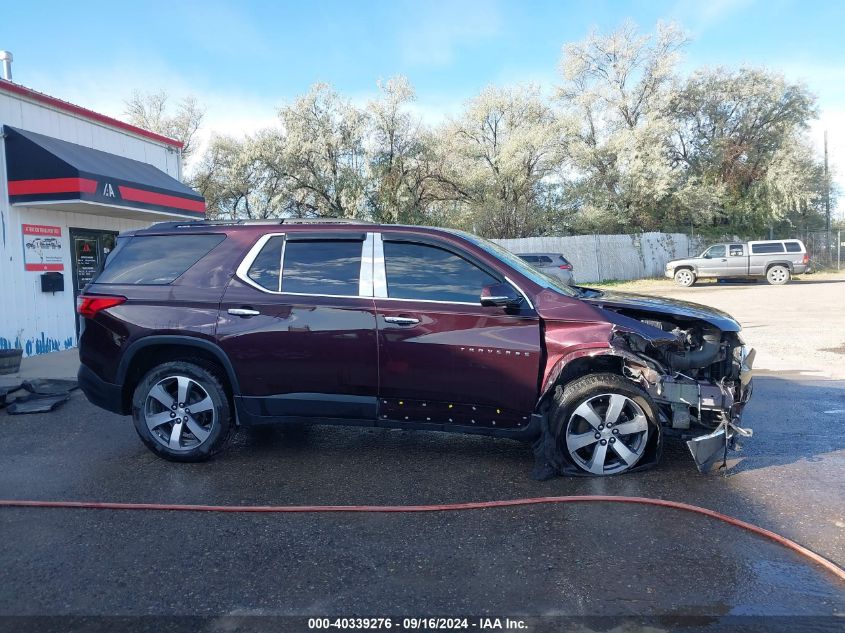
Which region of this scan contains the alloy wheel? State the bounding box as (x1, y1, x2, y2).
(565, 393, 649, 475)
(144, 375, 217, 452)
(768, 267, 788, 284)
(675, 270, 694, 286)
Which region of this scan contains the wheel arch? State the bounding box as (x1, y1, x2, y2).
(117, 336, 240, 413)
(537, 349, 626, 411)
(765, 260, 793, 272)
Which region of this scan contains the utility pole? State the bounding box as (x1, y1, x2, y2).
(824, 130, 830, 232)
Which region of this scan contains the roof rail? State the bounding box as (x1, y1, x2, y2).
(281, 217, 373, 224)
(149, 217, 373, 230)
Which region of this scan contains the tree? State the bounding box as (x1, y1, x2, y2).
(558, 21, 687, 232)
(366, 76, 461, 224)
(124, 89, 205, 160)
(670, 67, 818, 233)
(273, 83, 368, 218)
(191, 131, 291, 220)
(441, 84, 567, 238)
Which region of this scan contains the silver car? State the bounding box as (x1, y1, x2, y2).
(517, 253, 575, 285)
(666, 239, 810, 286)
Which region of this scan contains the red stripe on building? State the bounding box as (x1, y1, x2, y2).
(24, 263, 64, 272)
(8, 177, 99, 196)
(117, 186, 206, 213)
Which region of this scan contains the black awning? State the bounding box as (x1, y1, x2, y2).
(3, 126, 205, 218)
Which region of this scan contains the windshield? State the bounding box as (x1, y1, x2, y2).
(444, 229, 581, 297)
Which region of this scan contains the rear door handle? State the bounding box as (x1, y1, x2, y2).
(384, 316, 420, 326)
(228, 307, 260, 317)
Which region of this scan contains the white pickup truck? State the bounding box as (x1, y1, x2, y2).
(665, 239, 810, 286)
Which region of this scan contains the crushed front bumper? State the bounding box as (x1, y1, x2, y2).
(683, 347, 755, 473)
(627, 344, 756, 473)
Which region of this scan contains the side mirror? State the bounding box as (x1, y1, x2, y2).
(480, 282, 523, 308)
(702, 252, 711, 259)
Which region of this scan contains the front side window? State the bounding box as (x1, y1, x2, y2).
(383, 241, 498, 303)
(705, 245, 726, 258)
(281, 240, 361, 296)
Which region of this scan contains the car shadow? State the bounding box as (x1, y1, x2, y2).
(791, 277, 845, 285)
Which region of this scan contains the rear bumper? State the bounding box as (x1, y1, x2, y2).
(78, 364, 126, 415)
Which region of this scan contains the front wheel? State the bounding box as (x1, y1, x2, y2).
(132, 361, 233, 462)
(551, 373, 658, 476)
(674, 269, 696, 287)
(766, 265, 790, 285)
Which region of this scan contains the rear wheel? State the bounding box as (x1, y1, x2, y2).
(132, 361, 233, 462)
(551, 373, 657, 476)
(766, 265, 790, 285)
(674, 269, 696, 287)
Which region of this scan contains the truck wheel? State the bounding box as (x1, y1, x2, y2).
(766, 265, 790, 285)
(551, 373, 657, 476)
(674, 269, 696, 287)
(131, 360, 233, 462)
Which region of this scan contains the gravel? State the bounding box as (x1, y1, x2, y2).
(591, 272, 845, 380)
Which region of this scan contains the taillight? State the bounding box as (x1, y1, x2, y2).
(802, 254, 809, 264)
(76, 295, 126, 318)
(559, 264, 572, 270)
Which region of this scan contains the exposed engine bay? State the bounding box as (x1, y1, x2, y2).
(602, 304, 755, 472)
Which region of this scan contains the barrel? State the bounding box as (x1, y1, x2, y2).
(0, 349, 23, 375)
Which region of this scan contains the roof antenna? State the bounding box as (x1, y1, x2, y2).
(0, 51, 12, 82)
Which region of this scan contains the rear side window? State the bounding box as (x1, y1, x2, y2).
(729, 244, 744, 256)
(96, 234, 225, 285)
(784, 241, 802, 253)
(384, 241, 498, 303)
(247, 236, 284, 291)
(281, 240, 361, 296)
(519, 255, 539, 263)
(751, 243, 785, 254)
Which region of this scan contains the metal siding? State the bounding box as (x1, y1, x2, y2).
(7, 97, 180, 179)
(0, 205, 151, 356)
(1, 92, 188, 355)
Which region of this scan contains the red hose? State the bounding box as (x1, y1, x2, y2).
(2, 495, 843, 582)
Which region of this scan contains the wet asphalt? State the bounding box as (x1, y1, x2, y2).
(0, 372, 843, 630)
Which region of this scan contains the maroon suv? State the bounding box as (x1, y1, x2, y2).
(77, 220, 754, 477)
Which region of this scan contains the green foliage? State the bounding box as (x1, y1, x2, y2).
(174, 22, 830, 237)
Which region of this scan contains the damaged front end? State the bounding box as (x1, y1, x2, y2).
(602, 307, 755, 473)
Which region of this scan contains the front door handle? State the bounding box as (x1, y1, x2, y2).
(384, 316, 420, 326)
(228, 307, 261, 317)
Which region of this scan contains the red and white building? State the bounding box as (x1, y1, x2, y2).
(0, 72, 205, 356)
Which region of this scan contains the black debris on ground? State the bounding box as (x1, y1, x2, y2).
(6, 393, 70, 414)
(21, 379, 79, 395)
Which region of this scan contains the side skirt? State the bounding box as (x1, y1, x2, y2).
(234, 396, 542, 441)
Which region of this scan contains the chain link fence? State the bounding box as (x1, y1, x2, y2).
(800, 230, 843, 270)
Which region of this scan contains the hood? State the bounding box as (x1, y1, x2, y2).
(580, 290, 741, 332)
(667, 255, 700, 264)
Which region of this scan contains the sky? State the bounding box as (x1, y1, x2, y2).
(2, 0, 844, 215)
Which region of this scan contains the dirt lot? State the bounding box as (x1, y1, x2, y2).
(590, 272, 845, 379)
